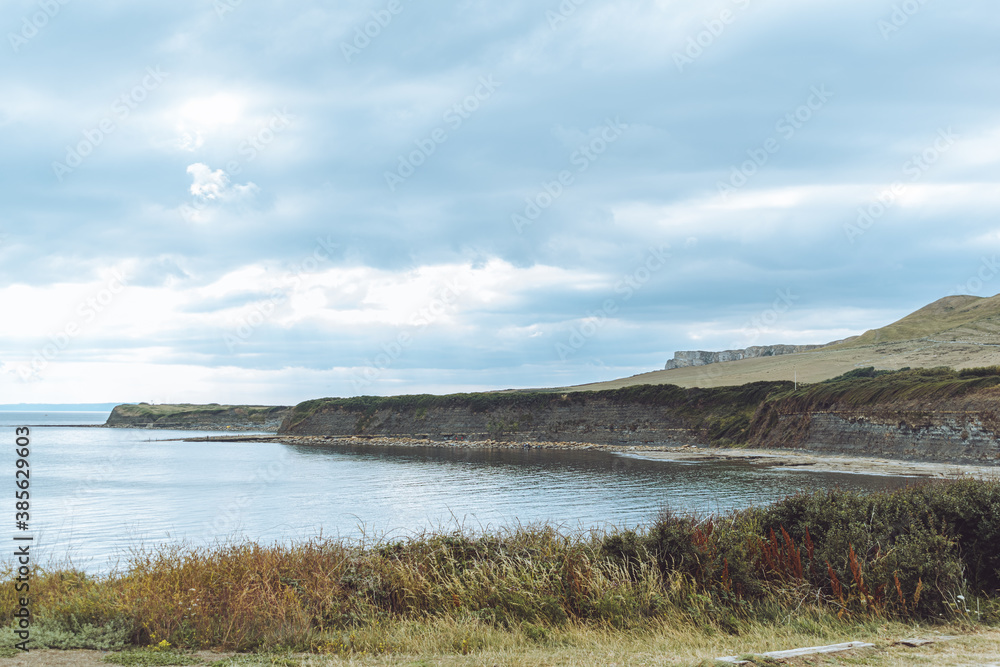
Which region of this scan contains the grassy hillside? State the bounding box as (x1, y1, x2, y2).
(771, 365, 1000, 410)
(573, 294, 1000, 391)
(828, 294, 1000, 347)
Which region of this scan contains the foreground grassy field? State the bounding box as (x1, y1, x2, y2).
(3, 624, 1000, 665)
(3, 480, 999, 664)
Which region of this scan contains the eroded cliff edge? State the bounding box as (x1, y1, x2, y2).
(279, 368, 1000, 465)
(664, 344, 825, 370)
(106, 403, 291, 431)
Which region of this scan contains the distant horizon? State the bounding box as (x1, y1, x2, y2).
(0, 403, 121, 411)
(5, 289, 999, 406)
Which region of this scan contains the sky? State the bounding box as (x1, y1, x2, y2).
(1, 0, 999, 405)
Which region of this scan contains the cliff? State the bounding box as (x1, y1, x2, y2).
(280, 383, 785, 447)
(745, 367, 1000, 463)
(281, 368, 1000, 464)
(665, 344, 824, 370)
(106, 403, 291, 431)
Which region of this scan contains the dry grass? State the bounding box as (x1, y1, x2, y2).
(6, 623, 998, 666)
(830, 293, 1000, 348)
(565, 339, 1000, 391)
(3, 482, 999, 660)
(565, 295, 1000, 392)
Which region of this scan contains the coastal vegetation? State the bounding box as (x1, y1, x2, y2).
(112, 404, 275, 419)
(108, 367, 1000, 452)
(284, 380, 792, 445)
(3, 480, 998, 661)
(282, 366, 1000, 454)
(106, 404, 290, 430)
(772, 365, 1000, 409)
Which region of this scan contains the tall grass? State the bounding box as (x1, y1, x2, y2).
(3, 480, 999, 653)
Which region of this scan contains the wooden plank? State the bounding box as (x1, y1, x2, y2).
(894, 635, 958, 647)
(716, 641, 875, 664)
(896, 638, 934, 647)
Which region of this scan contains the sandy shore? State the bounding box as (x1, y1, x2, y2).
(178, 434, 1000, 480)
(623, 446, 1000, 479)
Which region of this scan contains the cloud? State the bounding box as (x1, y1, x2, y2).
(186, 163, 255, 201)
(0, 0, 998, 402)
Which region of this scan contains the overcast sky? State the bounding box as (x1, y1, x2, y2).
(1, 0, 998, 405)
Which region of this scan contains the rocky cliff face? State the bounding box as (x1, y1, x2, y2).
(281, 374, 1000, 465)
(106, 404, 291, 431)
(745, 383, 1000, 464)
(754, 411, 1000, 463)
(280, 384, 778, 447)
(281, 401, 702, 446)
(665, 344, 824, 370)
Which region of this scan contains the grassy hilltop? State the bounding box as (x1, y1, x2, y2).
(106, 403, 291, 430)
(570, 294, 1000, 391)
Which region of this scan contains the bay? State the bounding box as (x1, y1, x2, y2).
(2, 413, 914, 573)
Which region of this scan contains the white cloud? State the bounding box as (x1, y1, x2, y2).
(186, 163, 258, 204)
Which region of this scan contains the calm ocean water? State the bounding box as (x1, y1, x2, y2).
(1, 411, 915, 572)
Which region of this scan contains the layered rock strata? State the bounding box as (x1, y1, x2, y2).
(665, 345, 824, 370)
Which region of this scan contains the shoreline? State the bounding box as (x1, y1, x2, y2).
(176, 434, 1000, 480)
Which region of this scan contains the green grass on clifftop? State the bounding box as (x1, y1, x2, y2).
(287, 366, 1000, 447)
(287, 381, 793, 444)
(777, 365, 1000, 410)
(112, 404, 283, 418)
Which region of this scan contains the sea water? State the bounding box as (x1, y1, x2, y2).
(1, 412, 914, 573)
